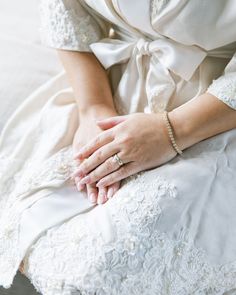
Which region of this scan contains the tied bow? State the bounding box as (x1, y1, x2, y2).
(90, 38, 207, 113)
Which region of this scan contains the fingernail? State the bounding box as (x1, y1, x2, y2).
(97, 193, 105, 205)
(76, 153, 83, 159)
(76, 183, 84, 192)
(97, 196, 103, 205)
(80, 176, 90, 184)
(76, 183, 84, 191)
(75, 177, 84, 191)
(89, 193, 97, 204)
(107, 188, 113, 199)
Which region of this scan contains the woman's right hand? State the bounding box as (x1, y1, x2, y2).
(72, 106, 121, 205)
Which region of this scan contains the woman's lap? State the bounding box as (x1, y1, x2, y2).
(21, 128, 236, 295)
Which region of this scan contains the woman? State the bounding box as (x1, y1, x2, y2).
(0, 0, 236, 294)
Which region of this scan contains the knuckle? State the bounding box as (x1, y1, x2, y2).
(94, 149, 103, 162)
(83, 147, 89, 154)
(109, 174, 115, 183)
(81, 160, 88, 170)
(81, 159, 90, 173)
(116, 168, 124, 178)
(119, 166, 128, 176)
(109, 129, 116, 139)
(105, 172, 114, 183)
(89, 171, 97, 181)
(106, 158, 114, 171)
(94, 135, 102, 146)
(79, 164, 86, 174)
(121, 133, 132, 145)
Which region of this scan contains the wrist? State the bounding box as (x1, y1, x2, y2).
(79, 103, 118, 121)
(161, 111, 183, 155)
(167, 108, 199, 151)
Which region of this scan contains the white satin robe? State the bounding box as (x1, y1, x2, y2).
(0, 0, 236, 294)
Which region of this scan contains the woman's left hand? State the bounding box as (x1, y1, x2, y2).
(73, 112, 178, 188)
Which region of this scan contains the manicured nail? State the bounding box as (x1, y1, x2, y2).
(76, 153, 83, 160)
(97, 192, 105, 205)
(89, 193, 97, 204)
(75, 154, 83, 159)
(76, 183, 84, 191)
(107, 188, 113, 199)
(97, 196, 103, 204)
(80, 176, 90, 184)
(74, 177, 83, 191)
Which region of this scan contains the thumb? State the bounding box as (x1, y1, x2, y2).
(96, 115, 128, 130)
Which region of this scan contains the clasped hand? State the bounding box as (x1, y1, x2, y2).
(73, 112, 177, 204)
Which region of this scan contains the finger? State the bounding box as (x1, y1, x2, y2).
(86, 183, 98, 204)
(73, 142, 119, 178)
(73, 159, 86, 191)
(96, 115, 128, 130)
(74, 131, 114, 160)
(71, 157, 82, 179)
(75, 176, 86, 191)
(107, 181, 120, 199)
(96, 162, 139, 187)
(79, 152, 128, 185)
(97, 186, 108, 205)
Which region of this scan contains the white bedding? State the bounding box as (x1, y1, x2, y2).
(0, 0, 62, 131)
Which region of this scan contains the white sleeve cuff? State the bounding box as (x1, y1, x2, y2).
(206, 74, 236, 110)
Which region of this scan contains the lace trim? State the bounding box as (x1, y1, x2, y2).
(0, 146, 78, 288)
(23, 171, 236, 294)
(39, 0, 101, 51)
(207, 74, 236, 110)
(0, 157, 23, 214)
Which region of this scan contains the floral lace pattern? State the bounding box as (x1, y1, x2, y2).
(23, 170, 236, 295)
(0, 157, 23, 214)
(39, 0, 103, 51)
(207, 74, 236, 110)
(0, 146, 78, 288)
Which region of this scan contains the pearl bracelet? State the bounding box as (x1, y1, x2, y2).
(162, 110, 183, 155)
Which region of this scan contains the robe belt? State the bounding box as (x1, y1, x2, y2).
(90, 38, 207, 113)
(91, 37, 207, 81)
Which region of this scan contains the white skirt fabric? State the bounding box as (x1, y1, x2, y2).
(22, 121, 236, 295)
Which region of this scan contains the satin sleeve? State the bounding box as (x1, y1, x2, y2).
(39, 0, 110, 52)
(206, 51, 236, 110)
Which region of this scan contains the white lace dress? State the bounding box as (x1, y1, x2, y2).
(1, 0, 236, 294)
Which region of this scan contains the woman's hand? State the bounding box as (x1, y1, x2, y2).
(73, 112, 178, 188)
(73, 106, 121, 205)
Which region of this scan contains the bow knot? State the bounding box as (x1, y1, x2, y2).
(90, 37, 207, 113)
(136, 39, 151, 56)
(90, 37, 207, 81)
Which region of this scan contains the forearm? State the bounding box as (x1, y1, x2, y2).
(57, 49, 116, 117)
(169, 92, 236, 151)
